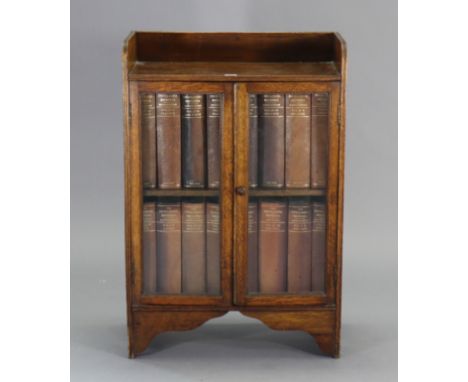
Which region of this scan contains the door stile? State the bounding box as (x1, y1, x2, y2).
(219, 83, 234, 306)
(233, 83, 249, 305)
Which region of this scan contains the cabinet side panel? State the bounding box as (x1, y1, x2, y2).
(122, 31, 137, 358)
(335, 36, 347, 355)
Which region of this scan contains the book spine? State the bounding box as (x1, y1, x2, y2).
(156, 200, 182, 293)
(311, 201, 327, 292)
(206, 201, 220, 294)
(258, 199, 287, 293)
(285, 94, 311, 188)
(311, 93, 329, 188)
(287, 199, 312, 292)
(182, 200, 206, 294)
(143, 202, 157, 294)
(248, 94, 258, 188)
(182, 95, 206, 188)
(206, 94, 222, 189)
(141, 94, 157, 188)
(259, 94, 285, 188)
(156, 94, 181, 188)
(247, 201, 259, 292)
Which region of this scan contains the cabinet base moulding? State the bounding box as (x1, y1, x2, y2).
(128, 309, 339, 358)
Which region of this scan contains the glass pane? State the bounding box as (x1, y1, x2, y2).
(140, 92, 223, 296)
(247, 92, 329, 295)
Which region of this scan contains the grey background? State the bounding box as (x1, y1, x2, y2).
(71, 0, 397, 380)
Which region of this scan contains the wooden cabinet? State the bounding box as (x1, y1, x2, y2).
(122, 32, 347, 358)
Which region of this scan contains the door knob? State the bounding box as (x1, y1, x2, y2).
(235, 186, 246, 195)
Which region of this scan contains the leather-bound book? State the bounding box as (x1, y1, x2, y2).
(258, 199, 287, 293)
(182, 95, 206, 188)
(248, 94, 258, 188)
(287, 199, 312, 292)
(311, 201, 327, 292)
(247, 201, 259, 292)
(141, 94, 157, 188)
(143, 202, 157, 294)
(156, 94, 181, 188)
(156, 199, 182, 293)
(182, 199, 206, 294)
(206, 201, 220, 294)
(285, 94, 311, 188)
(258, 94, 285, 188)
(311, 93, 329, 188)
(206, 94, 222, 189)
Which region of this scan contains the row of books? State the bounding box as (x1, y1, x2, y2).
(142, 198, 326, 295)
(249, 93, 329, 189)
(141, 92, 329, 190)
(141, 93, 223, 189)
(143, 199, 221, 295)
(248, 199, 327, 293)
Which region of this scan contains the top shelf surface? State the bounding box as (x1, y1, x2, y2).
(123, 32, 346, 81)
(129, 61, 340, 81)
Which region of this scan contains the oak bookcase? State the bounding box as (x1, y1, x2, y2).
(122, 32, 347, 358)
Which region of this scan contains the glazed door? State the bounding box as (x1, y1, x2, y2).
(233, 82, 340, 306)
(127, 82, 233, 306)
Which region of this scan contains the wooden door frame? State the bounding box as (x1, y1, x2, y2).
(233, 81, 341, 307)
(125, 81, 234, 307)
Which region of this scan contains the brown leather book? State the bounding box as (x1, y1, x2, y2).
(258, 94, 285, 188)
(206, 94, 222, 189)
(141, 94, 157, 188)
(285, 94, 311, 188)
(156, 94, 181, 188)
(206, 201, 220, 294)
(258, 199, 287, 293)
(143, 202, 157, 294)
(248, 94, 258, 188)
(182, 199, 206, 294)
(311, 201, 327, 292)
(311, 93, 329, 188)
(182, 95, 206, 188)
(287, 199, 312, 292)
(156, 199, 182, 293)
(247, 201, 259, 292)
